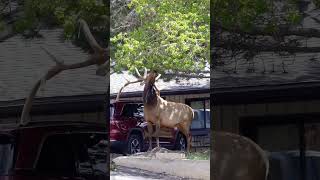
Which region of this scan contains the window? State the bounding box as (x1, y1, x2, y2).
(186, 98, 210, 129)
(133, 104, 144, 118)
(110, 105, 114, 119)
(0, 134, 15, 176)
(121, 104, 137, 117)
(36, 134, 76, 176)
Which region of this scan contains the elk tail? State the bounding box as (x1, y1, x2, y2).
(191, 108, 194, 120)
(265, 153, 269, 180)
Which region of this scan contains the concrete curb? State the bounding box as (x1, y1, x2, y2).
(113, 155, 210, 180)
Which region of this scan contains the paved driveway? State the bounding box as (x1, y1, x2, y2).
(111, 165, 196, 180)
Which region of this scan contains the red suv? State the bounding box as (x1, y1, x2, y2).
(0, 121, 107, 180)
(110, 100, 187, 154)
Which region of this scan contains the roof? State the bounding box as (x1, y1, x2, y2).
(213, 6, 320, 89)
(0, 29, 107, 103)
(110, 71, 210, 97)
(213, 52, 320, 89)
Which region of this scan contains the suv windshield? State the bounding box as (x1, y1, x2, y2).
(0, 134, 15, 175)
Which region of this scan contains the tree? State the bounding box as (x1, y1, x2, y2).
(110, 0, 210, 79)
(212, 0, 320, 73)
(0, 0, 109, 124)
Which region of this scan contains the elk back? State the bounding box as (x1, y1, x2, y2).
(212, 131, 269, 180)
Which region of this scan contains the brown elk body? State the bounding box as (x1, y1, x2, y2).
(212, 131, 269, 180)
(143, 71, 194, 152)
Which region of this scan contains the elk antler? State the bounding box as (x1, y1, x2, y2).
(78, 19, 109, 76)
(116, 68, 146, 101)
(78, 19, 103, 53)
(135, 67, 148, 85)
(116, 78, 144, 101)
(155, 73, 161, 81)
(143, 67, 147, 79)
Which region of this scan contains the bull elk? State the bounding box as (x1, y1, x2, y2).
(116, 68, 194, 152)
(213, 131, 269, 180)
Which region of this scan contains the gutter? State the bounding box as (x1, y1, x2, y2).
(213, 81, 320, 105)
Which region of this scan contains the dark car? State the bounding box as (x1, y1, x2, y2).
(267, 150, 320, 180)
(0, 121, 107, 180)
(110, 100, 187, 154)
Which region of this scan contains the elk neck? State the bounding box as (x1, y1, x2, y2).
(143, 81, 157, 106)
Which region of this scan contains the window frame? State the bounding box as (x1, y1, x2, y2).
(185, 97, 210, 130)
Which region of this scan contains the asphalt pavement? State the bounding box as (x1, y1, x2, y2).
(110, 165, 196, 180)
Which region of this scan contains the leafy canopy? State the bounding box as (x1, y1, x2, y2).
(111, 0, 210, 74)
(212, 0, 304, 33)
(4, 0, 108, 39)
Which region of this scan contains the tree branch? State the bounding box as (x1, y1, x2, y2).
(215, 39, 320, 53)
(213, 23, 320, 38)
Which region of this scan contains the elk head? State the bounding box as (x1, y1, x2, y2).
(115, 67, 161, 101)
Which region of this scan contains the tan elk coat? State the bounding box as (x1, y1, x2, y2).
(143, 71, 194, 151)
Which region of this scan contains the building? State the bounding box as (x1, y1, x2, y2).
(213, 21, 320, 178)
(0, 29, 107, 125)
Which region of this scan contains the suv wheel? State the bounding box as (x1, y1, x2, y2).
(175, 133, 187, 151)
(127, 134, 142, 154)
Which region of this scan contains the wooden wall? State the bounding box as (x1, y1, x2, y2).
(214, 100, 320, 133)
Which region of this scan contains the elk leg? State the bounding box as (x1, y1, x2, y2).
(179, 124, 191, 152)
(147, 121, 153, 151)
(154, 121, 160, 148)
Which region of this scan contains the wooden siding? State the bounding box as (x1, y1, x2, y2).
(214, 100, 320, 133)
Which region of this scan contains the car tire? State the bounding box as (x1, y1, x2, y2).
(175, 133, 187, 152)
(127, 134, 142, 155)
